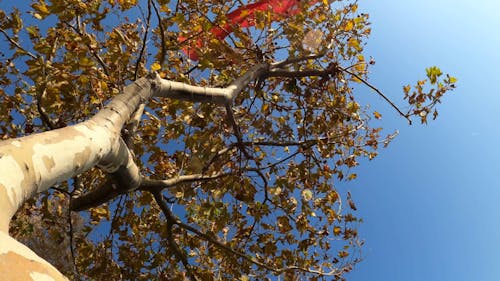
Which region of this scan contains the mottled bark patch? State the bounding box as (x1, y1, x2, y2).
(73, 146, 92, 173)
(0, 155, 27, 213)
(0, 251, 67, 281)
(42, 156, 55, 173)
(39, 127, 85, 145)
(0, 183, 14, 232)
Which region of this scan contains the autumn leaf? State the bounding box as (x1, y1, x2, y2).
(338, 251, 349, 258)
(344, 20, 354, 32)
(333, 226, 342, 236)
(31, 1, 50, 19)
(426, 66, 442, 84)
(150, 62, 161, 72)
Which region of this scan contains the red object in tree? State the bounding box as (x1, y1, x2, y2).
(180, 0, 318, 60)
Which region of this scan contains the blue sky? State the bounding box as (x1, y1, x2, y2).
(346, 1, 500, 280)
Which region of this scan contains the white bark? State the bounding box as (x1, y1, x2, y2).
(0, 231, 68, 280)
(153, 63, 269, 103)
(0, 122, 114, 231)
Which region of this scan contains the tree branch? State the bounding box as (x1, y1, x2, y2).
(151, 0, 166, 66)
(151, 190, 200, 281)
(134, 0, 152, 81)
(140, 173, 231, 192)
(70, 177, 119, 211)
(67, 199, 80, 277)
(271, 53, 326, 68)
(202, 146, 236, 173)
(152, 63, 269, 104)
(62, 21, 110, 78)
(154, 198, 342, 277)
(340, 67, 412, 124)
(267, 61, 412, 125)
(0, 28, 37, 59)
(71, 138, 141, 211)
(36, 87, 57, 130)
(267, 68, 332, 78)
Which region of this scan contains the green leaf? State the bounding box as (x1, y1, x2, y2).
(426, 66, 442, 84)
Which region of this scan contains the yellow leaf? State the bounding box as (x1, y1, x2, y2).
(348, 37, 361, 50)
(403, 85, 411, 94)
(90, 206, 109, 224)
(351, 76, 362, 83)
(100, 81, 108, 91)
(150, 62, 161, 72)
(351, 3, 358, 13)
(160, 5, 170, 13)
(354, 63, 365, 73)
(373, 111, 382, 119)
(338, 251, 349, 258)
(79, 57, 94, 68)
(261, 103, 269, 112)
(32, 1, 50, 16)
(78, 75, 90, 84)
(333, 226, 341, 236)
(344, 20, 354, 32)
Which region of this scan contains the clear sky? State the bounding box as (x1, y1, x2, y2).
(346, 1, 500, 280)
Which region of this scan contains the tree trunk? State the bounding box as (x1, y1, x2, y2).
(0, 64, 269, 279)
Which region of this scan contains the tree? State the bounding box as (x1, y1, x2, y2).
(0, 0, 456, 280)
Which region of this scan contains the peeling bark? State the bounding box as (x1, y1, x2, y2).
(0, 231, 68, 281)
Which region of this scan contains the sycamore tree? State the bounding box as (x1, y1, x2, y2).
(0, 0, 456, 280)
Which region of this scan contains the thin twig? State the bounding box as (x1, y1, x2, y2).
(163, 204, 341, 277)
(50, 186, 71, 195)
(202, 145, 236, 173)
(245, 143, 312, 172)
(151, 0, 167, 66)
(0, 28, 37, 59)
(271, 53, 326, 68)
(36, 35, 59, 130)
(36, 88, 57, 130)
(67, 197, 80, 277)
(267, 69, 330, 78)
(151, 190, 200, 281)
(140, 173, 231, 192)
(224, 104, 251, 159)
(134, 0, 152, 80)
(340, 67, 412, 124)
(62, 22, 110, 77)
